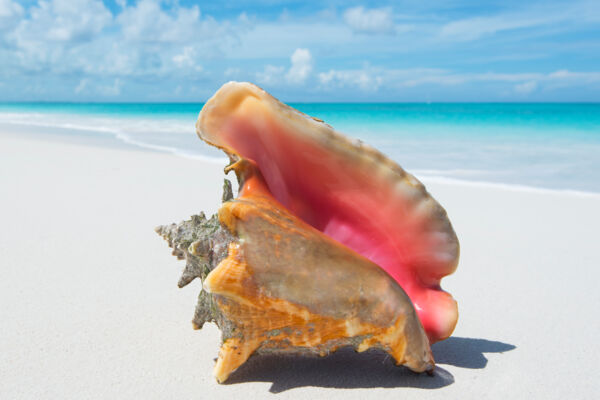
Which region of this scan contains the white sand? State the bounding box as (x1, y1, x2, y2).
(1, 131, 599, 399)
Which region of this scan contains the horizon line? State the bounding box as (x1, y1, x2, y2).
(2, 100, 600, 105)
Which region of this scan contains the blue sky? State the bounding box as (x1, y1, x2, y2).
(0, 0, 599, 102)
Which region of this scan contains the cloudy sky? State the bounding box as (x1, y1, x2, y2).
(1, 0, 599, 102)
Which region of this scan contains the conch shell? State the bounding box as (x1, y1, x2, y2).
(156, 82, 459, 383)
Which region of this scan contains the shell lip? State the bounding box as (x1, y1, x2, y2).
(195, 81, 459, 344)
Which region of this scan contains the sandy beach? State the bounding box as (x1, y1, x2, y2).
(1, 130, 599, 399)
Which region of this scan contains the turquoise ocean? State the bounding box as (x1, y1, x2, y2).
(1, 102, 599, 194)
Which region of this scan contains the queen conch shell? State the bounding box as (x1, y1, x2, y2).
(156, 82, 459, 383)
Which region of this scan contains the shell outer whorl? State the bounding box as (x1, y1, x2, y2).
(156, 175, 435, 382)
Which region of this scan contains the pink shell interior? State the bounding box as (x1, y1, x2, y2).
(203, 93, 458, 343)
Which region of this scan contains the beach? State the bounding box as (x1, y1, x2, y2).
(1, 129, 599, 399)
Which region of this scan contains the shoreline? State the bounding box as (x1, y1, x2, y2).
(2, 122, 599, 199)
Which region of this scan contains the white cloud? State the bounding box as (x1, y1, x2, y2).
(256, 65, 285, 85)
(0, 0, 23, 32)
(1, 0, 247, 83)
(438, 2, 597, 41)
(74, 78, 89, 94)
(286, 48, 312, 84)
(233, 21, 354, 59)
(402, 73, 465, 87)
(257, 48, 314, 86)
(550, 69, 571, 79)
(237, 12, 249, 24)
(514, 81, 538, 94)
(440, 15, 549, 41)
(548, 69, 600, 80)
(318, 67, 600, 94)
(400, 71, 546, 87)
(107, 0, 243, 77)
(73, 77, 122, 97)
(319, 69, 383, 91)
(1, 0, 599, 100)
(343, 7, 395, 35)
(8, 0, 111, 73)
(99, 79, 122, 96)
(224, 67, 241, 77)
(0, 0, 21, 16)
(118, 0, 199, 43)
(172, 46, 202, 71)
(16, 0, 111, 43)
(392, 69, 600, 90)
(327, 68, 446, 90)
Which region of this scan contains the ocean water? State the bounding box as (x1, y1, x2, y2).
(1, 102, 599, 195)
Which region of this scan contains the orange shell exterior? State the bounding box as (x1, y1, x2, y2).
(203, 164, 434, 382)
